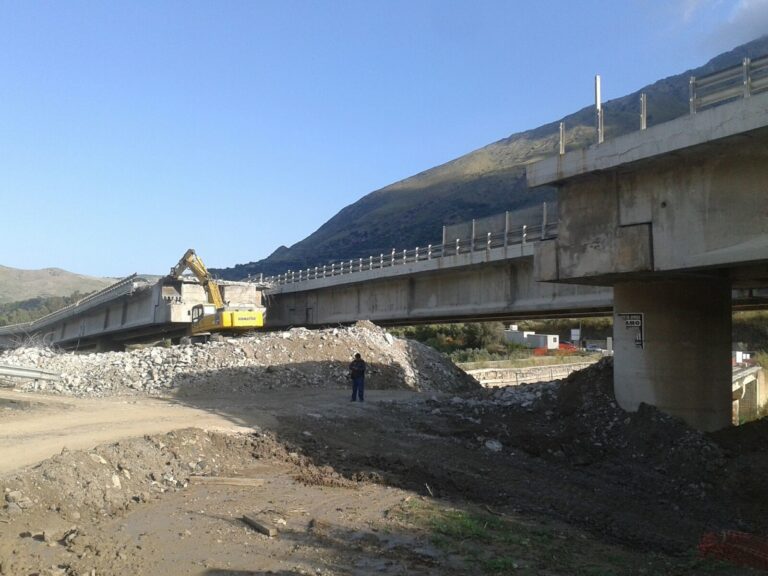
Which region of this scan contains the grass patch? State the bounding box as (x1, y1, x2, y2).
(391, 498, 761, 575)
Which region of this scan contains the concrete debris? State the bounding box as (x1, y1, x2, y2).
(5, 490, 23, 503)
(428, 357, 727, 487)
(242, 513, 278, 537)
(0, 321, 477, 398)
(483, 439, 503, 452)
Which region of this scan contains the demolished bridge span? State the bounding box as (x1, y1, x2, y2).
(0, 274, 268, 350)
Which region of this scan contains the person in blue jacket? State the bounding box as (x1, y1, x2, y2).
(349, 353, 366, 402)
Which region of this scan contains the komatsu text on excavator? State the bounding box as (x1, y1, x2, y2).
(169, 249, 265, 341)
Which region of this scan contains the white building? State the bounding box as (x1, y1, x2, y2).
(504, 325, 559, 349)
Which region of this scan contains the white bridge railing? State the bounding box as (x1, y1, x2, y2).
(690, 56, 768, 113)
(265, 214, 556, 287)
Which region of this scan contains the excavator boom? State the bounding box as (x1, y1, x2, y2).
(169, 249, 225, 309)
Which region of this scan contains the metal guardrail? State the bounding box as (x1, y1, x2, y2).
(0, 364, 61, 382)
(690, 56, 768, 113)
(265, 212, 557, 286)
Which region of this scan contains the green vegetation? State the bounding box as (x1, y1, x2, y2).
(734, 311, 768, 353)
(448, 347, 528, 363)
(0, 293, 87, 327)
(0, 264, 113, 304)
(391, 498, 759, 575)
(389, 322, 531, 363)
(390, 323, 503, 354)
(390, 320, 605, 364)
(517, 317, 612, 340)
(392, 312, 768, 365)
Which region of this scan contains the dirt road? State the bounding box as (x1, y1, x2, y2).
(0, 390, 254, 474)
(0, 387, 418, 475)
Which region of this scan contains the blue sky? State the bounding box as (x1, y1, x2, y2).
(1, 0, 766, 277)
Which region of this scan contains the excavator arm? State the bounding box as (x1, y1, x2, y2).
(168, 248, 264, 341)
(169, 249, 225, 309)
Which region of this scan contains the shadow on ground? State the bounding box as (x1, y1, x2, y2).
(160, 359, 768, 567)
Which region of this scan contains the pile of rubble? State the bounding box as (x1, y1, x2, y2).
(0, 321, 477, 397)
(438, 358, 727, 489)
(485, 379, 560, 410)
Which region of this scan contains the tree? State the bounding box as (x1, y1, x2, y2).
(462, 322, 505, 349)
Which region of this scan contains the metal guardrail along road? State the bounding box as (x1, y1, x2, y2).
(0, 364, 61, 382)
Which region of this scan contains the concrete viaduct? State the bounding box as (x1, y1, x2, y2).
(1, 60, 766, 431)
(0, 215, 615, 350)
(264, 208, 613, 327)
(268, 84, 768, 431)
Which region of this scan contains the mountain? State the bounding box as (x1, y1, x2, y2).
(0, 265, 114, 304)
(215, 36, 768, 280)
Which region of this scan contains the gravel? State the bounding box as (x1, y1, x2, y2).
(0, 321, 478, 397)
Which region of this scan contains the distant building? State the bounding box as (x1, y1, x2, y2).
(504, 325, 559, 350)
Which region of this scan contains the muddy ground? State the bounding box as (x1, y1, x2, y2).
(1, 327, 767, 574)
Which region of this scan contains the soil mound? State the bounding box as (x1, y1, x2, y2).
(0, 428, 350, 523)
(0, 427, 363, 576)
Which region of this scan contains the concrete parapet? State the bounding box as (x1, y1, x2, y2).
(466, 361, 596, 387)
(527, 90, 768, 187)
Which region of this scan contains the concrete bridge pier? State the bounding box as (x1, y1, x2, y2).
(613, 277, 732, 432)
(526, 88, 768, 430)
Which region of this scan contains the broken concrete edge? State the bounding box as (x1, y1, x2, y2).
(242, 514, 278, 537)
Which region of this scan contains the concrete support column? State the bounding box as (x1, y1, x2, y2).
(613, 277, 731, 431)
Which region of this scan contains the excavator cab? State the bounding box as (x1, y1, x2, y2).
(191, 303, 217, 328)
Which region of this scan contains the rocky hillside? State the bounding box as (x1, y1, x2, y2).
(216, 36, 768, 280)
(0, 265, 113, 304)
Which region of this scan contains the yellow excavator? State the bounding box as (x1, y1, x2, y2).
(169, 249, 264, 340)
